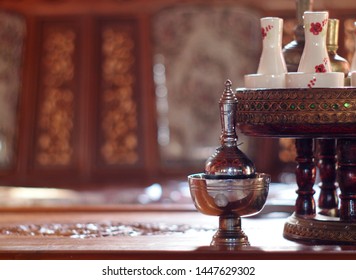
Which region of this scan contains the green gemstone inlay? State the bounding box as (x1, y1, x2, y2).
(322, 103, 329, 109)
(344, 102, 351, 109)
(299, 104, 305, 110)
(290, 104, 296, 110)
(332, 104, 339, 110)
(309, 103, 316, 109)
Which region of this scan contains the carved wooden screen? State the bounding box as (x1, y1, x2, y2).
(33, 19, 80, 169)
(95, 19, 142, 170)
(22, 18, 84, 187)
(23, 16, 144, 187)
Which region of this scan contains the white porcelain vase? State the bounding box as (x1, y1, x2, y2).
(257, 17, 287, 75)
(298, 11, 331, 73)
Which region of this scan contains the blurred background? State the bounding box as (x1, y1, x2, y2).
(0, 0, 355, 206)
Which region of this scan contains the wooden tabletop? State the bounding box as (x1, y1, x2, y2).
(0, 206, 355, 260)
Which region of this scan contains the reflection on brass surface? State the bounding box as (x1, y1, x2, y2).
(284, 213, 356, 244)
(36, 29, 76, 166)
(100, 26, 138, 165)
(188, 173, 270, 248)
(205, 80, 256, 179)
(189, 173, 269, 217)
(236, 88, 356, 125)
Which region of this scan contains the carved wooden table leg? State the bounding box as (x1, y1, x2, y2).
(337, 139, 356, 222)
(295, 138, 316, 217)
(284, 138, 356, 244)
(316, 139, 338, 212)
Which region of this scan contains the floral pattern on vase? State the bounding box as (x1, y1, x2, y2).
(298, 11, 331, 73)
(257, 17, 287, 75)
(261, 24, 273, 39)
(315, 63, 327, 73)
(307, 77, 317, 88)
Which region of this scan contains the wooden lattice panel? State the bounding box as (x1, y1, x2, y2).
(97, 20, 140, 166)
(34, 21, 79, 167)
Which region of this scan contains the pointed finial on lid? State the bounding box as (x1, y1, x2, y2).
(220, 79, 236, 103)
(225, 79, 232, 88)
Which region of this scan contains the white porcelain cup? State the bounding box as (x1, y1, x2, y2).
(244, 73, 285, 89)
(350, 71, 356, 86)
(286, 72, 344, 88)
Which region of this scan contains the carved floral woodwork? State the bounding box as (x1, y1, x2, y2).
(99, 23, 139, 166)
(35, 24, 77, 167)
(31, 18, 141, 174)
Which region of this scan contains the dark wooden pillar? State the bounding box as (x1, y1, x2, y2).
(316, 139, 338, 210)
(295, 138, 316, 216)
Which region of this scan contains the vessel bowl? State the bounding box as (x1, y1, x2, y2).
(188, 173, 270, 217)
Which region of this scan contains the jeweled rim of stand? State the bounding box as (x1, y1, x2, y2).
(235, 87, 356, 138)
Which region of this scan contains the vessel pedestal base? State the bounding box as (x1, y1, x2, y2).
(211, 215, 250, 249)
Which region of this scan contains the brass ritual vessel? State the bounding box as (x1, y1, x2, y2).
(188, 80, 270, 248)
(188, 173, 269, 248)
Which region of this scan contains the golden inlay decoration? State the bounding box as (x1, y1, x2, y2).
(36, 29, 76, 166)
(236, 88, 356, 125)
(284, 214, 356, 245)
(100, 27, 138, 165)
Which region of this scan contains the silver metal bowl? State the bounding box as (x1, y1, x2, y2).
(188, 172, 270, 248)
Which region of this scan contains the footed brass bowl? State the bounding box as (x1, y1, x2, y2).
(188, 173, 270, 248)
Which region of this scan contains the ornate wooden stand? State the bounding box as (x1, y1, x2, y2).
(236, 88, 356, 244)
